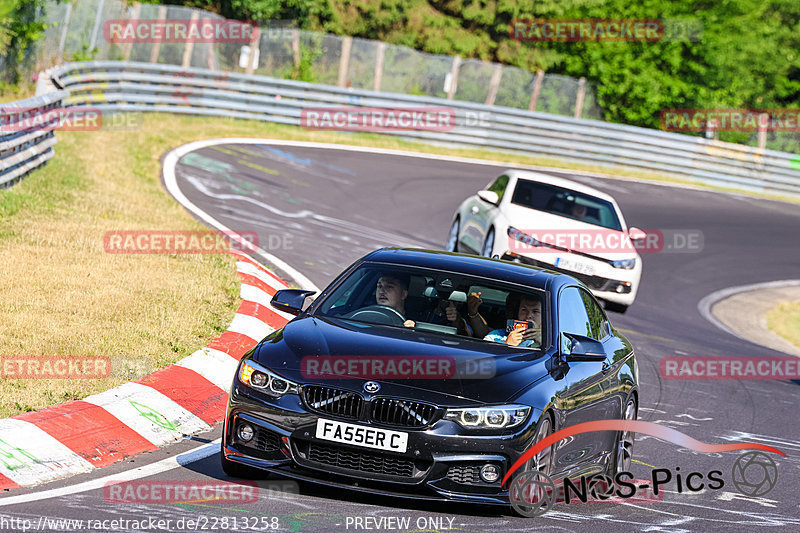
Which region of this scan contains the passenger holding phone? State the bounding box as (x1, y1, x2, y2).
(483, 293, 542, 347)
(444, 291, 491, 338)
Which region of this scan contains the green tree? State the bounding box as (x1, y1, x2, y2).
(138, 0, 800, 136)
(0, 0, 51, 84)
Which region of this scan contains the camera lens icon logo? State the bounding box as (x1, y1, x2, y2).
(731, 451, 778, 497)
(509, 471, 557, 517)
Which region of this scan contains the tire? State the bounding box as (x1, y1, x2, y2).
(446, 217, 460, 252)
(608, 396, 637, 476)
(523, 413, 555, 475)
(509, 413, 555, 517)
(604, 301, 629, 314)
(220, 443, 270, 479)
(481, 228, 495, 257)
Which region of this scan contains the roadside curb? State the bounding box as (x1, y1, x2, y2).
(0, 249, 291, 491)
(698, 279, 800, 357)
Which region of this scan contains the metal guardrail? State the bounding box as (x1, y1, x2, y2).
(0, 91, 67, 189)
(47, 60, 800, 198)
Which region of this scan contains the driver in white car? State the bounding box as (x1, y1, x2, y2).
(375, 273, 416, 327)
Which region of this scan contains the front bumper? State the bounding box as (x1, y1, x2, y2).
(501, 252, 638, 306)
(222, 385, 538, 506)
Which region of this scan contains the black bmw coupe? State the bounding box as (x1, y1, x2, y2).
(221, 248, 638, 509)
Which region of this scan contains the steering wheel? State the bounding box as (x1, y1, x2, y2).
(344, 305, 406, 326)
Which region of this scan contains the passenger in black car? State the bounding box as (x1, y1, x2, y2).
(462, 291, 491, 339)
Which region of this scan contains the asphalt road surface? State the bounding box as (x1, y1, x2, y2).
(2, 142, 799, 533)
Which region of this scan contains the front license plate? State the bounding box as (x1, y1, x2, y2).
(316, 418, 408, 453)
(555, 256, 596, 276)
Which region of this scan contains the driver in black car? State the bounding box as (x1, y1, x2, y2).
(375, 272, 416, 327)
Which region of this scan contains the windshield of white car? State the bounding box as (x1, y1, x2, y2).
(511, 180, 622, 231)
(314, 264, 547, 349)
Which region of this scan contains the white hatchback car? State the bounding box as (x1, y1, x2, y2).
(447, 170, 645, 313)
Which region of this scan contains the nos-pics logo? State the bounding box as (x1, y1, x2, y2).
(505, 420, 782, 518)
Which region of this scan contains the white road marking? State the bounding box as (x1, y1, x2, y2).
(182, 173, 421, 249)
(675, 414, 713, 421)
(162, 141, 319, 293)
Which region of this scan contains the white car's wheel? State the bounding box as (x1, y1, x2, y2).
(481, 228, 495, 257)
(446, 218, 459, 252)
(605, 301, 629, 314)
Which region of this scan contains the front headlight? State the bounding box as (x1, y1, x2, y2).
(610, 258, 636, 270)
(444, 405, 530, 429)
(238, 359, 299, 397)
(507, 226, 540, 247)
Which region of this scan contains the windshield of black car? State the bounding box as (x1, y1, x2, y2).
(511, 179, 622, 231)
(313, 264, 546, 349)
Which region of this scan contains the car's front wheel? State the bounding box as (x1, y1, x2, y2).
(446, 217, 460, 252)
(509, 413, 555, 517)
(609, 396, 637, 476)
(220, 444, 270, 479)
(481, 228, 495, 257)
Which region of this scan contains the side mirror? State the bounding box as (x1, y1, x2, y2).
(271, 289, 316, 315)
(477, 190, 499, 205)
(628, 227, 647, 242)
(561, 332, 606, 362)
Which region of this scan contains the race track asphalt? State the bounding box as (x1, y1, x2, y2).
(2, 142, 799, 533)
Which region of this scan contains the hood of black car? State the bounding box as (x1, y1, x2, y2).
(251, 315, 552, 405)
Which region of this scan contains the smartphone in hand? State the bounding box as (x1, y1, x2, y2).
(506, 319, 534, 334)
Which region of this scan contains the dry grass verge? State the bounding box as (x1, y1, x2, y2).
(766, 301, 800, 350)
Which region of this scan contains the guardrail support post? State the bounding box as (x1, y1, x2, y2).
(181, 11, 199, 68)
(291, 30, 301, 75)
(57, 2, 74, 61)
(528, 69, 544, 111)
(121, 3, 140, 61)
(374, 42, 386, 92)
(447, 56, 461, 99)
(485, 63, 503, 106)
(245, 27, 260, 75)
(149, 6, 167, 63)
(758, 113, 769, 150)
(88, 0, 105, 54)
(574, 77, 586, 119)
(207, 41, 218, 70)
(338, 36, 353, 87)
